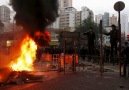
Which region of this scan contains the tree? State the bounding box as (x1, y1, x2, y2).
(75, 17, 100, 37)
(74, 16, 101, 48)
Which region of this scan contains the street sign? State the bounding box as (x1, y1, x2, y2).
(114, 1, 125, 76)
(60, 31, 80, 38)
(114, 1, 125, 11)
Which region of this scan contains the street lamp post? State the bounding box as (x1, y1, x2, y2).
(114, 1, 125, 76)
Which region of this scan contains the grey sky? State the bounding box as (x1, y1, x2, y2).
(0, 0, 129, 16)
(0, 0, 9, 6)
(73, 0, 129, 16)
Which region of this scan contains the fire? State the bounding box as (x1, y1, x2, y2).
(35, 30, 51, 42)
(0, 75, 1, 82)
(34, 30, 51, 47)
(10, 35, 37, 71)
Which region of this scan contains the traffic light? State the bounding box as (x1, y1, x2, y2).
(127, 35, 129, 41)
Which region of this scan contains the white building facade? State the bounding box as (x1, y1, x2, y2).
(50, 1, 94, 31)
(59, 7, 76, 31)
(0, 5, 10, 23)
(0, 5, 11, 32)
(75, 11, 81, 26)
(58, 0, 72, 10)
(81, 6, 94, 22)
(121, 13, 128, 35)
(51, 6, 94, 30)
(102, 12, 109, 27)
(50, 17, 60, 29)
(95, 14, 103, 24)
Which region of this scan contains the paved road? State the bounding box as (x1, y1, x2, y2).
(0, 71, 129, 90)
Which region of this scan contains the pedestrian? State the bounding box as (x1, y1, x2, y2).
(82, 27, 96, 58)
(121, 41, 129, 76)
(104, 46, 110, 63)
(36, 46, 42, 61)
(104, 24, 119, 57)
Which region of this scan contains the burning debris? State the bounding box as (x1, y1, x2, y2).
(10, 35, 37, 71)
(0, 67, 12, 84)
(0, 36, 44, 87)
(0, 68, 43, 87)
(10, 0, 58, 47)
(0, 0, 59, 86)
(34, 31, 51, 47)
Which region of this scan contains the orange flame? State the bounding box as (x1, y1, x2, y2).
(0, 75, 1, 82)
(34, 30, 51, 47)
(10, 35, 37, 71)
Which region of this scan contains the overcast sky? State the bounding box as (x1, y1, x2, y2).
(73, 0, 129, 16)
(0, 0, 129, 17)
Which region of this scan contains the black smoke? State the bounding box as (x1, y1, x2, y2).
(10, 0, 58, 47)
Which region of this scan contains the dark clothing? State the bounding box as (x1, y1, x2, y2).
(36, 47, 43, 61)
(84, 31, 95, 44)
(121, 46, 129, 76)
(88, 41, 94, 55)
(106, 29, 119, 43)
(122, 46, 129, 64)
(104, 47, 110, 63)
(105, 29, 119, 56)
(111, 42, 117, 56)
(83, 31, 95, 55)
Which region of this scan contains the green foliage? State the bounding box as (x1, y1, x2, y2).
(75, 17, 100, 38)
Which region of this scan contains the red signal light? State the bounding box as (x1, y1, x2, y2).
(127, 35, 129, 41)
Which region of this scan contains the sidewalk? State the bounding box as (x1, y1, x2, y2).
(78, 60, 120, 73)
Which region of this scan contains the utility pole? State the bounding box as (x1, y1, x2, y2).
(114, 1, 125, 76)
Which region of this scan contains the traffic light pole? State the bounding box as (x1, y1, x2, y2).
(118, 11, 122, 76)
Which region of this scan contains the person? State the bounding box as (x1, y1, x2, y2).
(36, 46, 43, 61)
(121, 41, 129, 76)
(80, 46, 87, 60)
(104, 24, 119, 57)
(82, 27, 96, 57)
(104, 46, 110, 63)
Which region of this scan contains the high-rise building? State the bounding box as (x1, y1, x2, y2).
(0, 5, 11, 32)
(59, 7, 76, 31)
(51, 1, 94, 31)
(109, 14, 117, 26)
(102, 12, 109, 27)
(121, 13, 128, 35)
(58, 0, 72, 10)
(51, 6, 94, 31)
(95, 14, 103, 24)
(127, 22, 129, 35)
(0, 5, 10, 23)
(81, 6, 94, 22)
(75, 11, 81, 26)
(50, 17, 60, 29)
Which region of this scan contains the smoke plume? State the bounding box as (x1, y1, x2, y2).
(10, 0, 58, 47)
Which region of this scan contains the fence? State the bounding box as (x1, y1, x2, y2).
(34, 53, 79, 73)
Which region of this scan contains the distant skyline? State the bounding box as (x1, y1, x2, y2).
(0, 0, 129, 17)
(73, 0, 129, 16)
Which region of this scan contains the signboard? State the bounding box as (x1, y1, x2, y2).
(60, 31, 80, 38)
(114, 1, 125, 11)
(49, 39, 59, 45)
(49, 41, 59, 45)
